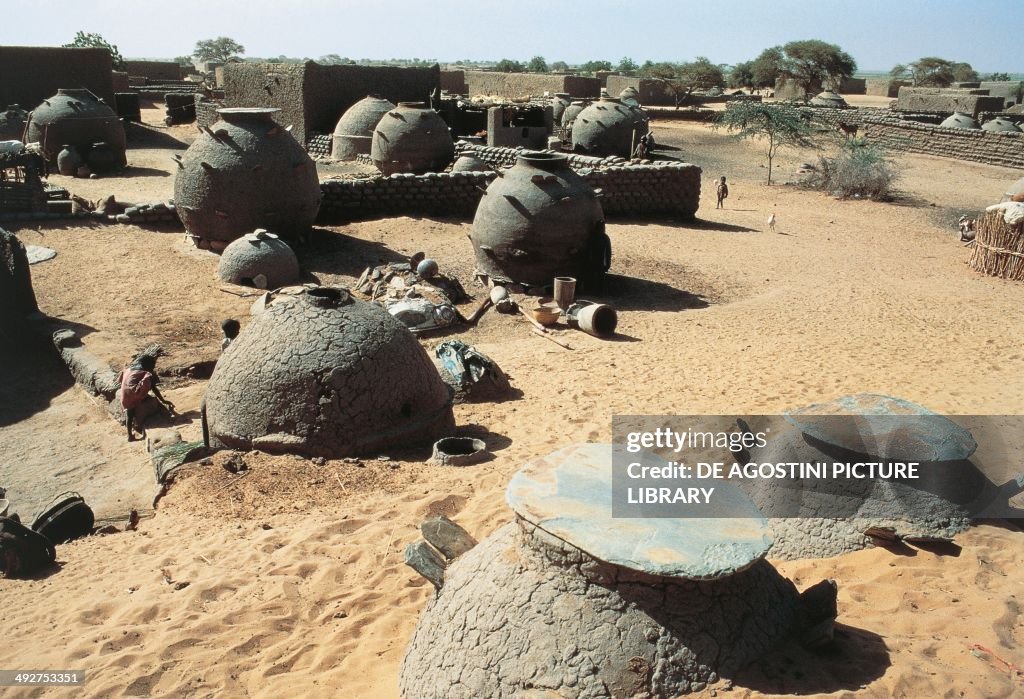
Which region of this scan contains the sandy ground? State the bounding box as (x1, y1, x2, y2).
(1, 104, 1023, 698)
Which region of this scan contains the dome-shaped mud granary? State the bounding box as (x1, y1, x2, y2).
(371, 102, 455, 175)
(470, 152, 609, 290)
(571, 97, 640, 157)
(550, 93, 572, 124)
(174, 108, 321, 249)
(24, 89, 126, 170)
(560, 99, 590, 129)
(216, 230, 300, 288)
(741, 394, 993, 561)
(0, 105, 28, 141)
(450, 154, 495, 172)
(981, 117, 1022, 133)
(204, 286, 454, 457)
(1002, 175, 1024, 202)
(331, 95, 396, 160)
(401, 444, 838, 699)
(810, 90, 847, 108)
(940, 112, 980, 129)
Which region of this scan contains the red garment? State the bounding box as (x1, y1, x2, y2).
(118, 367, 154, 410)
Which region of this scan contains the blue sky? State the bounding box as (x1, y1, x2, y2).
(1, 0, 1019, 72)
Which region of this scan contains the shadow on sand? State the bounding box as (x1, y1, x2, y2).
(732, 622, 891, 694)
(593, 273, 710, 312)
(296, 227, 408, 278)
(0, 340, 75, 428)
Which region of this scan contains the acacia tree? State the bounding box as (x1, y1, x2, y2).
(193, 37, 245, 64)
(63, 31, 124, 70)
(729, 61, 754, 89)
(781, 40, 857, 93)
(617, 57, 639, 74)
(714, 102, 816, 184)
(550, 60, 569, 72)
(494, 59, 525, 73)
(579, 60, 613, 74)
(751, 47, 786, 89)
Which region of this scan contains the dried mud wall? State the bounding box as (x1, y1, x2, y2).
(895, 87, 1005, 117)
(224, 62, 439, 146)
(866, 79, 909, 98)
(863, 115, 1024, 168)
(441, 70, 467, 94)
(0, 46, 114, 111)
(123, 60, 182, 82)
(605, 76, 679, 106)
(318, 144, 701, 222)
(465, 72, 600, 99)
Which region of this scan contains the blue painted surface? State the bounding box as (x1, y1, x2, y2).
(506, 443, 772, 580)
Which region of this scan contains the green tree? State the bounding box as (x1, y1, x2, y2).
(617, 57, 639, 73)
(640, 57, 724, 108)
(174, 55, 194, 69)
(729, 61, 755, 89)
(985, 72, 1012, 82)
(494, 59, 525, 73)
(526, 55, 549, 73)
(714, 102, 816, 184)
(193, 36, 245, 64)
(951, 62, 979, 83)
(781, 40, 857, 93)
(318, 54, 350, 65)
(750, 47, 785, 89)
(550, 60, 569, 72)
(63, 31, 124, 70)
(579, 60, 613, 74)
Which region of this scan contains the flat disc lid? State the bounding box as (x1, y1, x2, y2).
(506, 443, 772, 580)
(784, 394, 977, 461)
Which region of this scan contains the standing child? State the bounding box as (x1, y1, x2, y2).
(221, 318, 240, 351)
(716, 176, 729, 209)
(117, 354, 175, 442)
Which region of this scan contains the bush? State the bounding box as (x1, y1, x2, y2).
(804, 138, 898, 201)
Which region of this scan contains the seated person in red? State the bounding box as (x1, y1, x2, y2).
(117, 354, 175, 442)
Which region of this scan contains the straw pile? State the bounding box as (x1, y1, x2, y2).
(969, 210, 1024, 280)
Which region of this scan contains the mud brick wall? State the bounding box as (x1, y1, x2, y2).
(112, 71, 130, 92)
(441, 70, 467, 94)
(465, 72, 600, 99)
(307, 133, 333, 158)
(195, 94, 224, 129)
(225, 62, 439, 146)
(863, 115, 1024, 168)
(318, 146, 701, 222)
(866, 79, 910, 98)
(980, 81, 1024, 107)
(895, 87, 1004, 117)
(0, 46, 114, 110)
(318, 172, 491, 221)
(124, 60, 182, 82)
(455, 143, 620, 169)
(303, 63, 439, 139)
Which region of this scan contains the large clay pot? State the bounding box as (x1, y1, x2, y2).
(24, 89, 126, 166)
(560, 99, 590, 129)
(56, 145, 82, 176)
(469, 152, 609, 289)
(173, 107, 321, 244)
(371, 102, 454, 175)
(571, 97, 640, 157)
(331, 95, 395, 160)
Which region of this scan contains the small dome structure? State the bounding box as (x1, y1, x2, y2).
(809, 90, 847, 108)
(0, 105, 28, 141)
(940, 112, 980, 129)
(370, 102, 454, 175)
(331, 95, 395, 160)
(981, 117, 1022, 133)
(550, 93, 572, 123)
(618, 86, 640, 107)
(216, 230, 300, 289)
(560, 99, 590, 129)
(204, 286, 455, 457)
(450, 154, 495, 172)
(24, 89, 126, 170)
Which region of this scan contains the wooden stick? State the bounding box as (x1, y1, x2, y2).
(532, 327, 573, 350)
(466, 297, 493, 324)
(519, 305, 549, 332)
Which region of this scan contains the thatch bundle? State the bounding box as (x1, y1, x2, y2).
(969, 210, 1024, 281)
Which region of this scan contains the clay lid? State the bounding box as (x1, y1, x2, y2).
(506, 443, 772, 580)
(783, 393, 977, 461)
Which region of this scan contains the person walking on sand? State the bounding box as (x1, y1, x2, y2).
(117, 353, 175, 442)
(715, 176, 729, 209)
